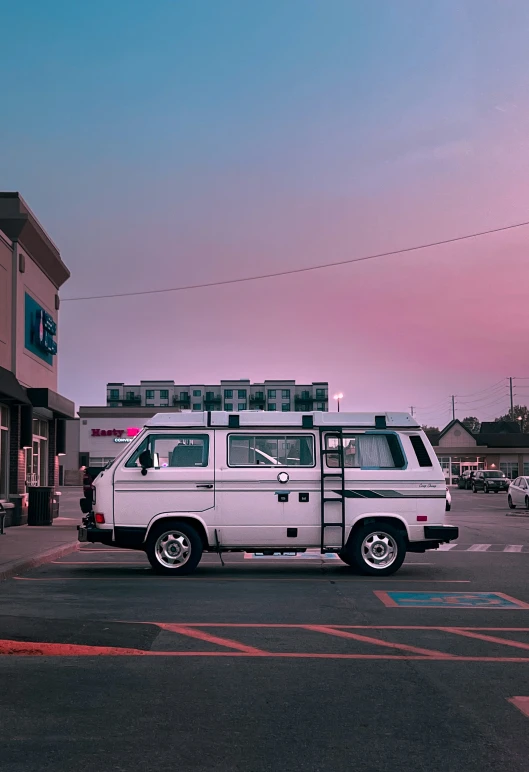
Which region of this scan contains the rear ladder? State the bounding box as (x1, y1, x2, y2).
(319, 428, 346, 553)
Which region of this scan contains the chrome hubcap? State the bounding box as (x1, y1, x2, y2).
(361, 531, 398, 569)
(155, 531, 191, 568)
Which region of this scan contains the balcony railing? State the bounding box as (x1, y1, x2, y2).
(295, 395, 314, 403)
(122, 396, 141, 406)
(250, 395, 266, 404)
(173, 395, 191, 405)
(204, 395, 222, 404)
(107, 395, 141, 406)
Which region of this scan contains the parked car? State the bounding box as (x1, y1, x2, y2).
(508, 476, 529, 509)
(446, 486, 451, 511)
(458, 471, 474, 490)
(472, 470, 509, 493)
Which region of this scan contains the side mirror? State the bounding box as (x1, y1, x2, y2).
(139, 450, 154, 476)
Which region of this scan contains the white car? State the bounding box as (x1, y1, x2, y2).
(508, 476, 529, 509)
(446, 486, 451, 511)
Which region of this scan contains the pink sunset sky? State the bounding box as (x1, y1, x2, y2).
(2, 1, 529, 428)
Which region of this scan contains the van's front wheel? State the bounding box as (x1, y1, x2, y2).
(350, 524, 406, 576)
(146, 521, 203, 575)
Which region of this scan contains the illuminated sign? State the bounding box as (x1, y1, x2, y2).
(24, 294, 58, 364)
(91, 427, 141, 439)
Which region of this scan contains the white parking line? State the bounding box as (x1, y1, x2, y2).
(437, 544, 458, 551)
(504, 545, 524, 553)
(467, 544, 492, 552)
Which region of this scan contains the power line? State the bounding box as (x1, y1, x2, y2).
(414, 398, 452, 411)
(455, 378, 507, 398)
(456, 386, 509, 405)
(62, 219, 529, 303)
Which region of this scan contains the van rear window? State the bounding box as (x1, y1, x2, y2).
(326, 433, 405, 469)
(409, 435, 433, 467)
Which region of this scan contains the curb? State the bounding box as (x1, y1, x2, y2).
(506, 512, 529, 518)
(0, 540, 80, 581)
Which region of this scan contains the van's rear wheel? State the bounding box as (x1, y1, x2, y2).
(146, 521, 203, 575)
(350, 524, 406, 576)
(338, 550, 357, 569)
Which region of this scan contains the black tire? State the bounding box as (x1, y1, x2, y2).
(484, 485, 489, 494)
(508, 495, 516, 509)
(338, 550, 357, 568)
(348, 523, 406, 577)
(494, 490, 499, 494)
(145, 520, 203, 575)
(526, 496, 529, 511)
(472, 485, 477, 493)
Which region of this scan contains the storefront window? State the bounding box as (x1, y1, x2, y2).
(500, 462, 518, 479)
(438, 456, 451, 481)
(26, 418, 49, 487)
(436, 455, 485, 485)
(0, 405, 9, 498)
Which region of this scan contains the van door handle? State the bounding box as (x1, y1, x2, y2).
(196, 484, 213, 489)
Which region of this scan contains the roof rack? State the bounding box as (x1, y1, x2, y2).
(145, 411, 419, 429)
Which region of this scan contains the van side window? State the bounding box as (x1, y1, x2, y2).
(125, 434, 209, 468)
(409, 435, 433, 467)
(228, 434, 315, 466)
(326, 434, 405, 469)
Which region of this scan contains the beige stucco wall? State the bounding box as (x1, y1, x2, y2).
(16, 246, 58, 390)
(438, 424, 477, 448)
(0, 231, 13, 371)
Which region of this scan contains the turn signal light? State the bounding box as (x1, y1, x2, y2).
(95, 513, 105, 524)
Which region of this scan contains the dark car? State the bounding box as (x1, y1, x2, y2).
(458, 471, 474, 490)
(472, 470, 509, 493)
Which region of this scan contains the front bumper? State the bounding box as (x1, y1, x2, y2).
(424, 525, 459, 542)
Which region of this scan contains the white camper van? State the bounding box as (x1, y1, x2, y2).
(78, 411, 458, 576)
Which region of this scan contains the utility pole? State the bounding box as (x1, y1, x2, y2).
(510, 377, 514, 418)
(410, 406, 415, 418)
(451, 395, 455, 421)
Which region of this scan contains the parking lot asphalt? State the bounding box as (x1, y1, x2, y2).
(1, 489, 529, 772)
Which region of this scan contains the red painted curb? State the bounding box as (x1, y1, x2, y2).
(0, 540, 80, 581)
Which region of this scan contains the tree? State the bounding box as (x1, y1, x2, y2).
(462, 416, 480, 433)
(495, 405, 529, 433)
(421, 425, 440, 433)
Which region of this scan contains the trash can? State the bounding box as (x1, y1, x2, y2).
(27, 487, 54, 526)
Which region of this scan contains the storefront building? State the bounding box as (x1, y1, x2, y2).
(0, 193, 75, 525)
(70, 407, 181, 476)
(427, 420, 529, 485)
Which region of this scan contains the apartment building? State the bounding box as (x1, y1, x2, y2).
(106, 379, 329, 412)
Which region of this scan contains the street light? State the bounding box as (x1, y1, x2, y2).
(333, 392, 343, 412)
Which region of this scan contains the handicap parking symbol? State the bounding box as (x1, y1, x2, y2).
(375, 591, 529, 609)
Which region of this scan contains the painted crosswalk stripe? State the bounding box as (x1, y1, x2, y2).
(504, 545, 524, 553)
(437, 544, 458, 551)
(467, 544, 492, 552)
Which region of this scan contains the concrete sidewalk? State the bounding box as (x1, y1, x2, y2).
(0, 487, 82, 581)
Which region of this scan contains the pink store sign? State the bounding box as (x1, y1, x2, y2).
(91, 427, 141, 438)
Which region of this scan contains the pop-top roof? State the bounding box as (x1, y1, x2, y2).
(145, 411, 419, 429)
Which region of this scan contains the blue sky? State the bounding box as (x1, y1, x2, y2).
(2, 1, 529, 426)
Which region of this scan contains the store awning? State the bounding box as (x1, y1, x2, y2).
(0, 366, 30, 404)
(26, 388, 75, 419)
